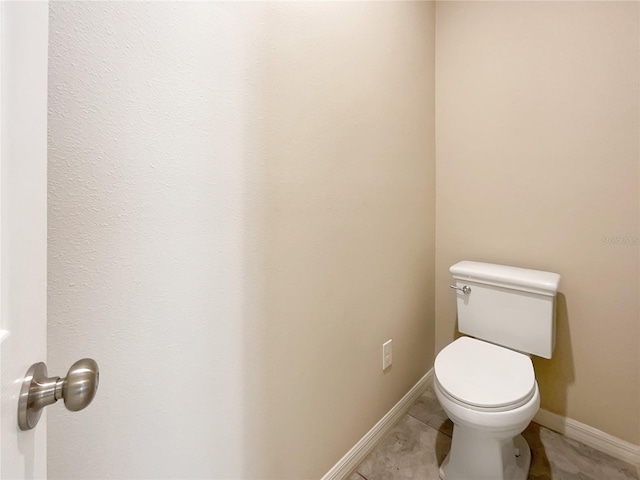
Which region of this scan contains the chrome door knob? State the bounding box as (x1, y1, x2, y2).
(18, 358, 99, 430)
(61, 358, 100, 412)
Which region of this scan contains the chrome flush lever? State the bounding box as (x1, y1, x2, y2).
(450, 285, 471, 294)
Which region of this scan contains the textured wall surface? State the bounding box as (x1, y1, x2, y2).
(47, 3, 255, 478)
(48, 2, 435, 478)
(435, 1, 639, 444)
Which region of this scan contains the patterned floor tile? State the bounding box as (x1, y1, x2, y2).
(524, 422, 638, 480)
(354, 383, 639, 480)
(407, 385, 453, 437)
(356, 415, 451, 480)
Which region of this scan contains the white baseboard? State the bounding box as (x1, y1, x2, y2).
(534, 408, 640, 468)
(321, 369, 434, 480)
(321, 369, 640, 478)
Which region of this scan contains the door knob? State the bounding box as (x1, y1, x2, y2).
(18, 358, 99, 430)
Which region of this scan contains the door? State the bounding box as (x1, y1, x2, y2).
(2, 3, 246, 477)
(0, 2, 49, 478)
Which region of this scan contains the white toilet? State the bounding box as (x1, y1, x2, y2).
(434, 261, 560, 480)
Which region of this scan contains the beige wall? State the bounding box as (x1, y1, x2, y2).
(436, 1, 639, 444)
(48, 2, 436, 478)
(244, 3, 436, 476)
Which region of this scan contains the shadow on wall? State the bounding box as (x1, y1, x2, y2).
(533, 293, 574, 417)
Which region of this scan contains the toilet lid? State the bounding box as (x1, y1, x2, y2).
(435, 337, 536, 409)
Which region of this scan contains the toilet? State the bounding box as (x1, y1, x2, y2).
(434, 261, 560, 480)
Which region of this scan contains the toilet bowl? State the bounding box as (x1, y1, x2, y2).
(436, 261, 560, 480)
(434, 337, 540, 480)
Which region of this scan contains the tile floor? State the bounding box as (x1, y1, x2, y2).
(350, 385, 639, 480)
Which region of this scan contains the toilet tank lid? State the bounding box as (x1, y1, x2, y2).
(450, 261, 560, 296)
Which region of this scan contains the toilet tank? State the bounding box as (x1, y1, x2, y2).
(450, 261, 561, 359)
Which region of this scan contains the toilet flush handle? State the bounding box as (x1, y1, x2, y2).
(450, 285, 471, 294)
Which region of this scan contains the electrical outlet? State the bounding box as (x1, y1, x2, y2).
(382, 339, 393, 370)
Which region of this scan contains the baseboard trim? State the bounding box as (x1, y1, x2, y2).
(321, 369, 434, 480)
(321, 371, 640, 477)
(534, 408, 640, 467)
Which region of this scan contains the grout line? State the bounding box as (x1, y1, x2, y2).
(407, 411, 430, 426)
(406, 412, 453, 438)
(354, 472, 367, 480)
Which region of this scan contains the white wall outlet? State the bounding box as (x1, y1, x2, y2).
(382, 339, 393, 370)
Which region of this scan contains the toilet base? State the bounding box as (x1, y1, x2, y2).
(439, 434, 531, 480)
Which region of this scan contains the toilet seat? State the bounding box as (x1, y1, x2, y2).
(435, 337, 536, 411)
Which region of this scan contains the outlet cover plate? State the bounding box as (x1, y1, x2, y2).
(383, 339, 392, 370)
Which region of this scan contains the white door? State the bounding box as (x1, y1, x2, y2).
(2, 3, 249, 478)
(0, 2, 49, 478)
